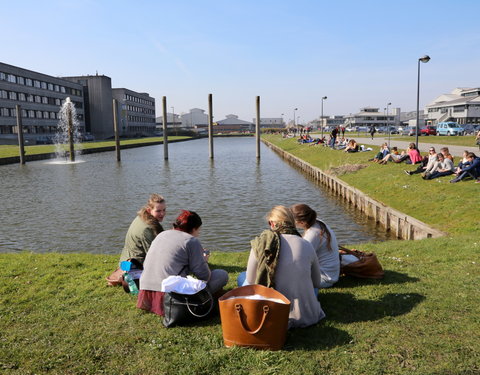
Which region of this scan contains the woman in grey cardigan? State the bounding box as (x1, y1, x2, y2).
(245, 206, 325, 328)
(137, 210, 228, 316)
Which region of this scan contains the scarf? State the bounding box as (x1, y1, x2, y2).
(251, 225, 300, 288)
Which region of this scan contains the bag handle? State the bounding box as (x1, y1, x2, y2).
(185, 289, 214, 318)
(234, 304, 269, 335)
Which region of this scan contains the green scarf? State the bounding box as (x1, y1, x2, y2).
(251, 225, 300, 288)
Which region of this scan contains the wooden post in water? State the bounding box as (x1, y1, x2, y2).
(162, 96, 168, 160)
(67, 100, 75, 162)
(112, 99, 121, 162)
(208, 93, 214, 159)
(256, 96, 261, 159)
(16, 105, 26, 165)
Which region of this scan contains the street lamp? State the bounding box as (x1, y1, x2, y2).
(293, 108, 298, 128)
(415, 55, 430, 148)
(281, 113, 285, 127)
(321, 96, 327, 139)
(386, 102, 391, 147)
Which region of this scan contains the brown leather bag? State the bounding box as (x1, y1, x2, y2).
(218, 284, 291, 351)
(339, 246, 385, 279)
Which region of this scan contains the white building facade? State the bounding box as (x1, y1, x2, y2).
(425, 87, 480, 125)
(180, 108, 208, 128)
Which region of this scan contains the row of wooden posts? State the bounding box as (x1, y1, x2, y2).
(112, 94, 262, 162)
(15, 94, 262, 165)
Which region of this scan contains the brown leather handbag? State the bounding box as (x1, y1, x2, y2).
(339, 246, 385, 279)
(218, 284, 291, 351)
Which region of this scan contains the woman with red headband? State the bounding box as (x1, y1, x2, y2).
(137, 210, 228, 316)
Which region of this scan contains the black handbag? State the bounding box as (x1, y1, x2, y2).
(163, 287, 214, 328)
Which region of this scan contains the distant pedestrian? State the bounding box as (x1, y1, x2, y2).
(341, 126, 346, 137)
(330, 126, 339, 148)
(369, 125, 376, 140)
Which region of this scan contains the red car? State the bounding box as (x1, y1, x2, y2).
(420, 126, 437, 136)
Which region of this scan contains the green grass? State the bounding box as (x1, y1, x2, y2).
(1, 135, 479, 374)
(0, 136, 190, 158)
(388, 135, 478, 147)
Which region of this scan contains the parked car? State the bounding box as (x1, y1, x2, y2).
(401, 126, 421, 136)
(436, 122, 464, 136)
(420, 126, 437, 136)
(462, 124, 480, 135)
(36, 135, 54, 144)
(81, 133, 95, 142)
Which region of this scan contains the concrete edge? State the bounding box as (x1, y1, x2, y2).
(263, 139, 446, 240)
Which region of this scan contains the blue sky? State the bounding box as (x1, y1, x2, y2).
(2, 0, 480, 123)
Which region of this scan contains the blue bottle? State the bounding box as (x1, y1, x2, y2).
(120, 261, 139, 295)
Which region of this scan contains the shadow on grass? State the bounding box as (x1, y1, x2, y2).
(209, 263, 246, 274)
(320, 292, 425, 323)
(285, 324, 352, 351)
(333, 270, 420, 288)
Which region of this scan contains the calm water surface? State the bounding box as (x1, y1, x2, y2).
(0, 137, 392, 254)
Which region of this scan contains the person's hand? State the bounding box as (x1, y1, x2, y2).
(203, 249, 210, 262)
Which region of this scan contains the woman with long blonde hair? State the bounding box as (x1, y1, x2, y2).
(107, 194, 166, 286)
(245, 205, 325, 328)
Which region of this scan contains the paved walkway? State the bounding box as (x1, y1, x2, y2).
(311, 134, 479, 157)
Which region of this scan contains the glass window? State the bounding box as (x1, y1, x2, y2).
(0, 72, 5, 80)
(17, 76, 25, 85)
(28, 110, 35, 118)
(34, 80, 41, 88)
(36, 110, 42, 118)
(41, 81, 47, 89)
(25, 78, 33, 86)
(42, 96, 48, 104)
(48, 83, 54, 91)
(43, 111, 49, 118)
(35, 95, 41, 103)
(9, 91, 17, 100)
(27, 94, 34, 102)
(0, 90, 7, 99)
(22, 109, 27, 118)
(55, 98, 61, 106)
(18, 93, 26, 101)
(60, 86, 66, 93)
(7, 74, 16, 83)
(50, 111, 56, 119)
(54, 84, 60, 92)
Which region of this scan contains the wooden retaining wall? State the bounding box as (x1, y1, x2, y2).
(263, 140, 445, 240)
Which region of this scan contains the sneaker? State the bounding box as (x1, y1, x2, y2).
(450, 179, 458, 183)
(404, 170, 411, 175)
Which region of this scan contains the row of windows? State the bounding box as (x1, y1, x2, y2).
(126, 104, 155, 115)
(124, 94, 154, 107)
(0, 71, 82, 96)
(127, 115, 155, 123)
(0, 89, 83, 109)
(428, 105, 480, 113)
(0, 106, 84, 121)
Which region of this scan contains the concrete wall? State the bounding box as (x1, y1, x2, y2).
(263, 140, 445, 240)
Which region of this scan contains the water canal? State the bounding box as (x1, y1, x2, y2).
(0, 137, 393, 254)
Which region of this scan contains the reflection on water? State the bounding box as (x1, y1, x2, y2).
(0, 137, 394, 254)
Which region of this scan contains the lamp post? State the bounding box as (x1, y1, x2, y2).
(415, 55, 430, 148)
(321, 96, 327, 139)
(281, 113, 285, 127)
(293, 108, 298, 129)
(386, 102, 391, 147)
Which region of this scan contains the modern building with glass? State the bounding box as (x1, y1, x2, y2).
(0, 62, 85, 143)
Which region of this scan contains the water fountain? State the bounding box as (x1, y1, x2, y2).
(54, 97, 82, 162)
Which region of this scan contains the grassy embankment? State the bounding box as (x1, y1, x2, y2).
(0, 135, 478, 374)
(0, 136, 190, 159)
(388, 135, 478, 147)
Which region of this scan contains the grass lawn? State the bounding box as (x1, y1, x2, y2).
(0, 135, 478, 374)
(389, 135, 478, 147)
(0, 136, 190, 159)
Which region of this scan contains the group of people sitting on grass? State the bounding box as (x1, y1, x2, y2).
(369, 143, 480, 183)
(107, 195, 341, 329)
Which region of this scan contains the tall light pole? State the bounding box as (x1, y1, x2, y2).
(415, 55, 430, 148)
(293, 108, 298, 128)
(171, 106, 175, 136)
(281, 113, 285, 127)
(321, 96, 327, 139)
(386, 102, 392, 147)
